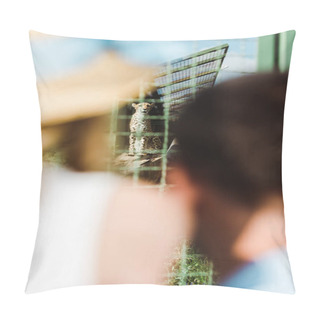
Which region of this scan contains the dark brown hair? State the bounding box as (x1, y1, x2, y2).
(174, 72, 289, 207)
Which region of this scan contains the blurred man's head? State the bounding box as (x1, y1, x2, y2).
(173, 72, 287, 208)
(170, 72, 289, 276)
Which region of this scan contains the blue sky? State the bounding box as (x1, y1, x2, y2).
(30, 35, 257, 82)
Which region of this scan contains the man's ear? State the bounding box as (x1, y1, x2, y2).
(132, 103, 138, 109)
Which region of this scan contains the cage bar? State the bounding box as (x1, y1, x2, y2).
(111, 43, 229, 285)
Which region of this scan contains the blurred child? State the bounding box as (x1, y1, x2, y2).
(26, 33, 193, 292)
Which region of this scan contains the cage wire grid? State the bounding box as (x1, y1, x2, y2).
(108, 43, 229, 285)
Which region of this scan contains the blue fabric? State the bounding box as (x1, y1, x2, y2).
(220, 247, 295, 294)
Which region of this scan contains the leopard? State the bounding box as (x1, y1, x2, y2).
(129, 102, 162, 155)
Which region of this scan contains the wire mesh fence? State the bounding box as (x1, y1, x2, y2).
(109, 43, 229, 285)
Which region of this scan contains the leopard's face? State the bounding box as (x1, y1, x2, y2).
(132, 102, 154, 116)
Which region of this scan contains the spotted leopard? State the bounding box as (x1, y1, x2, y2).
(129, 102, 162, 155)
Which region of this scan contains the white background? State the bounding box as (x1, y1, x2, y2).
(0, 0, 319, 319)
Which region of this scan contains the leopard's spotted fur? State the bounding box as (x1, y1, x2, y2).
(129, 102, 162, 155)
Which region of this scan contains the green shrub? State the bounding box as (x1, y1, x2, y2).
(167, 243, 218, 285)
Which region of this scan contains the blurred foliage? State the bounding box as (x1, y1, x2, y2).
(168, 243, 218, 285)
(43, 149, 66, 166)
